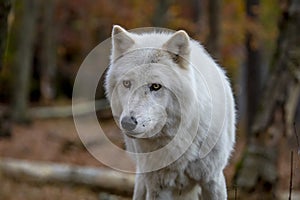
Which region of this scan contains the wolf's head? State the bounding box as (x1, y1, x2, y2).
(105, 25, 195, 139)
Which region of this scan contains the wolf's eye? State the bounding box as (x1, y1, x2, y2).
(123, 80, 131, 88)
(150, 83, 162, 91)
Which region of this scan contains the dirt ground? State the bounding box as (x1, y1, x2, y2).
(0, 117, 299, 200)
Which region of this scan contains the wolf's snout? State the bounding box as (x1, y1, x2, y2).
(121, 116, 137, 131)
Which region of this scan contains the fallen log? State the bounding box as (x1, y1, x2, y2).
(0, 158, 135, 196)
(29, 99, 110, 119)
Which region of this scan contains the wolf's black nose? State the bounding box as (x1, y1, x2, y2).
(121, 116, 137, 131)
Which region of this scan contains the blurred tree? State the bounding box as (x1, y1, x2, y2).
(206, 0, 221, 59)
(151, 0, 172, 26)
(0, 0, 11, 69)
(245, 0, 262, 135)
(11, 0, 39, 122)
(235, 0, 300, 198)
(0, 0, 11, 137)
(40, 0, 57, 103)
(191, 0, 202, 22)
(0, 0, 11, 136)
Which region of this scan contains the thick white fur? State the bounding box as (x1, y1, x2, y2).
(105, 25, 235, 200)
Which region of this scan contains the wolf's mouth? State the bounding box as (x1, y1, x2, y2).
(124, 131, 145, 139)
(124, 128, 164, 139)
(124, 132, 139, 139)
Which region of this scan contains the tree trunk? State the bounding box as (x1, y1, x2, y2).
(40, 0, 57, 103)
(245, 0, 262, 134)
(206, 0, 221, 59)
(151, 0, 172, 27)
(0, 0, 11, 69)
(235, 0, 300, 198)
(11, 0, 39, 122)
(0, 0, 11, 137)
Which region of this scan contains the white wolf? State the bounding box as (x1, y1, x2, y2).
(105, 25, 235, 200)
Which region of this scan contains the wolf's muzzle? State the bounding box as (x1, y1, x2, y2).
(121, 116, 137, 131)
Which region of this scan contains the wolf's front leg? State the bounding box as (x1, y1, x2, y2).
(133, 174, 146, 200)
(146, 190, 173, 200)
(145, 185, 173, 200)
(200, 172, 227, 200)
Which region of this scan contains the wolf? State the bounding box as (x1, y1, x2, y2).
(105, 25, 235, 200)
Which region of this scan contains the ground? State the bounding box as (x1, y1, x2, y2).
(0, 116, 299, 199)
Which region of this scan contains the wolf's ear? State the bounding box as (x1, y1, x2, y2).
(163, 30, 190, 68)
(111, 25, 135, 60)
